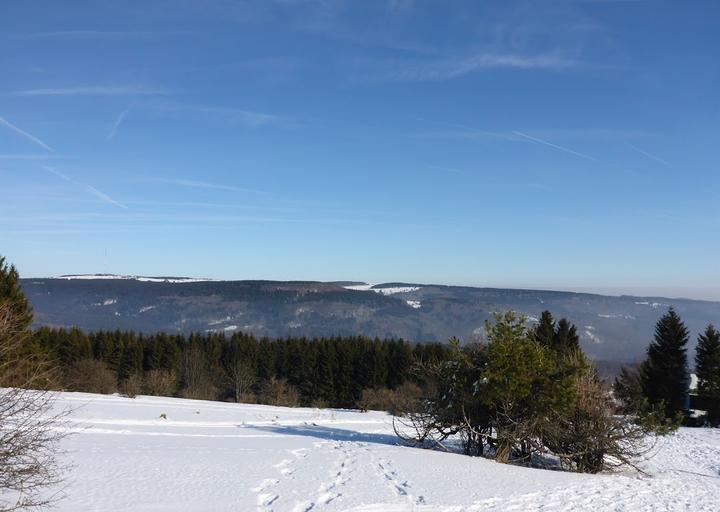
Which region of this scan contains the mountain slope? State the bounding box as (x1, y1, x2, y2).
(21, 276, 720, 362)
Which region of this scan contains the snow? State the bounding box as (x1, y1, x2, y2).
(59, 274, 212, 283)
(406, 300, 422, 309)
(634, 301, 669, 309)
(691, 373, 699, 391)
(92, 298, 117, 306)
(375, 286, 421, 295)
(584, 329, 601, 344)
(597, 313, 635, 320)
(343, 284, 375, 291)
(41, 392, 720, 511)
(343, 284, 422, 295)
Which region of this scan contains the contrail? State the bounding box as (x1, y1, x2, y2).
(0, 116, 53, 151)
(157, 177, 261, 194)
(44, 166, 128, 210)
(106, 110, 129, 141)
(511, 130, 598, 162)
(626, 143, 671, 167)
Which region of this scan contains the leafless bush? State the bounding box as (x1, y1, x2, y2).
(181, 345, 217, 401)
(546, 367, 652, 473)
(260, 378, 299, 407)
(224, 360, 256, 403)
(143, 369, 177, 397)
(0, 305, 68, 510)
(119, 374, 143, 398)
(359, 383, 422, 415)
(237, 392, 257, 404)
(65, 359, 117, 395)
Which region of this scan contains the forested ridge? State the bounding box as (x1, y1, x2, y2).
(32, 327, 449, 408)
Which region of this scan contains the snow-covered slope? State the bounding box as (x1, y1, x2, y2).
(47, 392, 720, 511)
(59, 274, 212, 283)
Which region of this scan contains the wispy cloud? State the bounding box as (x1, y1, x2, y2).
(22, 29, 195, 39)
(511, 131, 598, 162)
(44, 167, 128, 210)
(23, 30, 133, 39)
(0, 116, 53, 151)
(149, 101, 280, 127)
(15, 86, 171, 96)
(155, 177, 261, 194)
(356, 52, 579, 82)
(626, 143, 671, 167)
(0, 154, 69, 160)
(106, 110, 129, 141)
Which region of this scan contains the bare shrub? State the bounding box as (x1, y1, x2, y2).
(237, 392, 257, 404)
(0, 304, 68, 510)
(310, 398, 329, 409)
(181, 345, 216, 400)
(359, 387, 393, 412)
(260, 378, 299, 407)
(143, 369, 177, 397)
(359, 383, 422, 415)
(225, 360, 256, 403)
(119, 373, 143, 398)
(65, 359, 117, 395)
(546, 366, 651, 473)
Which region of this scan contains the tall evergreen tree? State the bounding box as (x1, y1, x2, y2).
(640, 308, 690, 417)
(535, 311, 555, 348)
(695, 324, 720, 425)
(0, 256, 33, 329)
(553, 318, 580, 354)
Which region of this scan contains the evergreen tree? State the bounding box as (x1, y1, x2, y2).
(313, 343, 335, 403)
(0, 256, 32, 329)
(640, 308, 690, 417)
(613, 365, 642, 412)
(695, 324, 720, 425)
(553, 318, 580, 354)
(535, 310, 556, 348)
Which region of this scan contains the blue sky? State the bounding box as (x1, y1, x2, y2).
(1, 0, 719, 299)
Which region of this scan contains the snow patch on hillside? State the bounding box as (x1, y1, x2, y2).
(343, 284, 375, 291)
(93, 298, 117, 306)
(342, 284, 422, 295)
(583, 326, 601, 344)
(376, 286, 421, 295)
(634, 301, 669, 309)
(60, 274, 212, 283)
(598, 313, 635, 320)
(406, 300, 421, 309)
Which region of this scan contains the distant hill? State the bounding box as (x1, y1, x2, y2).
(20, 275, 720, 363)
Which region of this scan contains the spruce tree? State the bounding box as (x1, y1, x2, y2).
(0, 256, 33, 329)
(553, 318, 580, 354)
(695, 324, 720, 425)
(535, 311, 555, 348)
(640, 308, 690, 417)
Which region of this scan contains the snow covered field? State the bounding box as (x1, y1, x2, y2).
(48, 392, 720, 511)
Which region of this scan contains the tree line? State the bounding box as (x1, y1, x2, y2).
(31, 327, 450, 409)
(614, 308, 720, 427)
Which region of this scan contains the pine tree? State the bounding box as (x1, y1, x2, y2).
(640, 308, 690, 417)
(695, 324, 720, 425)
(0, 256, 33, 329)
(613, 366, 642, 412)
(553, 318, 580, 354)
(535, 310, 555, 347)
(313, 344, 335, 404)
